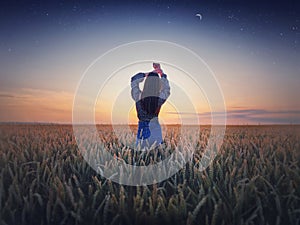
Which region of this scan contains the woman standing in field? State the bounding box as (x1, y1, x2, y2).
(131, 63, 170, 149)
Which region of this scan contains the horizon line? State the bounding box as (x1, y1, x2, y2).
(0, 121, 299, 126)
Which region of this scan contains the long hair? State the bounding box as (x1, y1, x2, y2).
(140, 72, 162, 114)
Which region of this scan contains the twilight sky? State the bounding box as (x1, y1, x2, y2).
(0, 0, 299, 124)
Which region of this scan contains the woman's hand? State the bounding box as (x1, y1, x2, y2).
(153, 63, 161, 70)
(143, 63, 164, 77)
(152, 63, 163, 76)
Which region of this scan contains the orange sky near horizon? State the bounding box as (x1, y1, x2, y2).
(0, 78, 299, 125)
(1, 57, 300, 125)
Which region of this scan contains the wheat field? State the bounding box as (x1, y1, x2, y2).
(0, 124, 299, 225)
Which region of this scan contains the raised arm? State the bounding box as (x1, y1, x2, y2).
(159, 73, 170, 100)
(131, 72, 145, 102)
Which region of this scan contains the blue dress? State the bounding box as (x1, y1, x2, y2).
(131, 72, 170, 149)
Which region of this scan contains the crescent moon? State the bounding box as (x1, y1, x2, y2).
(196, 13, 202, 20)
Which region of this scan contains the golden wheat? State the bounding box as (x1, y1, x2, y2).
(0, 124, 299, 225)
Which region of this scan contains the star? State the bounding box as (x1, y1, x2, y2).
(72, 5, 78, 12)
(228, 14, 239, 21)
(291, 26, 298, 31)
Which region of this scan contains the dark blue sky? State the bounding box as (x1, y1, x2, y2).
(1, 0, 299, 62)
(1, 0, 299, 39)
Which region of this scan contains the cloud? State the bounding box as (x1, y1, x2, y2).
(0, 93, 26, 98)
(0, 88, 74, 122)
(165, 108, 300, 124)
(0, 94, 15, 98)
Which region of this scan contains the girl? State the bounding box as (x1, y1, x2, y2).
(131, 63, 170, 149)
